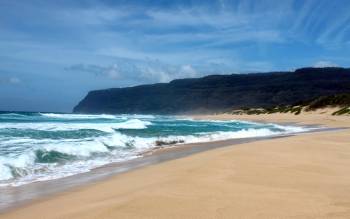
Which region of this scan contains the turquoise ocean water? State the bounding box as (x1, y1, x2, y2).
(0, 112, 308, 186)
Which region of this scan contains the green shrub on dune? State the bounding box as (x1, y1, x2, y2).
(332, 107, 350, 115)
(306, 94, 350, 111)
(229, 93, 350, 116)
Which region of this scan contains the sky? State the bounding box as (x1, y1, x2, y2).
(0, 0, 350, 112)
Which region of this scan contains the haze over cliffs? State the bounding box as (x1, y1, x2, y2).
(74, 67, 350, 114)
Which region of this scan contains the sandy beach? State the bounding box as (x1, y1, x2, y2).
(1, 111, 350, 219)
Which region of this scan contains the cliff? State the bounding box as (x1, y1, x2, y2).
(73, 67, 350, 114)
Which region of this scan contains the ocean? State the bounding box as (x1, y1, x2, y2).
(0, 112, 308, 187)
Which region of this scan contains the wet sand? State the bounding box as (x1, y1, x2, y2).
(1, 111, 350, 219)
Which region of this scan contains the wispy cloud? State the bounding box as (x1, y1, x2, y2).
(65, 58, 199, 84)
(2, 0, 350, 69)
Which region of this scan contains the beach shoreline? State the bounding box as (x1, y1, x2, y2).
(1, 112, 350, 218)
(0, 125, 319, 213)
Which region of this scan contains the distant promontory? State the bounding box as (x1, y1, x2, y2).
(73, 67, 350, 114)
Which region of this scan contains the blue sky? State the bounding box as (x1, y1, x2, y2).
(1, 0, 350, 112)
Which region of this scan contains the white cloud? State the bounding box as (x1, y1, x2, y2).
(179, 65, 198, 78)
(139, 64, 199, 82)
(104, 64, 120, 79)
(66, 58, 200, 84)
(0, 76, 21, 85)
(313, 60, 338, 68)
(140, 66, 171, 83)
(9, 77, 21, 84)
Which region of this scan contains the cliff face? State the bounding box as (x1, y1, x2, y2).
(74, 67, 350, 114)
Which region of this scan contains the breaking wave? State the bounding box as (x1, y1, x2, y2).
(0, 113, 311, 186)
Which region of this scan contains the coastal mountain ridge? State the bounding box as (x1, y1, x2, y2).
(73, 67, 350, 114)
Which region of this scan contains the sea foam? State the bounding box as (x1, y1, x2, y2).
(0, 113, 310, 186)
(0, 119, 152, 133)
